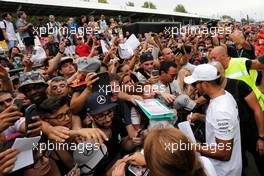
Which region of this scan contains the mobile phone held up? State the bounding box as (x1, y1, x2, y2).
(25, 104, 38, 132)
(151, 69, 159, 76)
(128, 164, 150, 176)
(92, 72, 110, 93)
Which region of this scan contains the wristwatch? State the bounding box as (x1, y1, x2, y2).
(259, 136, 264, 141)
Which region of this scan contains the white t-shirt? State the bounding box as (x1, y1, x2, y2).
(200, 156, 217, 176)
(3, 117, 25, 137)
(0, 20, 17, 41)
(205, 91, 242, 176)
(154, 80, 181, 96)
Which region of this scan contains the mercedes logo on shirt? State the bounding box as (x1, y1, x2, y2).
(97, 95, 106, 104)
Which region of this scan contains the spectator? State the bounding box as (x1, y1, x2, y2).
(175, 45, 196, 72)
(75, 36, 91, 57)
(80, 15, 87, 27)
(85, 92, 129, 175)
(48, 76, 69, 97)
(143, 128, 213, 176)
(44, 34, 59, 57)
(0, 13, 18, 49)
(88, 15, 99, 31)
(161, 48, 174, 61)
(16, 11, 34, 54)
(136, 52, 158, 84)
(18, 71, 48, 106)
(176, 68, 192, 95)
(8, 46, 23, 69)
(98, 15, 108, 32)
(46, 15, 60, 43)
(155, 61, 180, 106)
(57, 56, 76, 80)
(227, 30, 255, 59)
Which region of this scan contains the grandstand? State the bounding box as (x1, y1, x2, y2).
(0, 0, 218, 24)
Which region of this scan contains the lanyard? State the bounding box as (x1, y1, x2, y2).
(168, 83, 172, 94)
(237, 49, 244, 57)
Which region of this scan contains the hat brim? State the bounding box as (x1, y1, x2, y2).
(184, 75, 197, 84)
(184, 75, 221, 84)
(19, 82, 48, 92)
(89, 103, 117, 115)
(58, 58, 74, 68)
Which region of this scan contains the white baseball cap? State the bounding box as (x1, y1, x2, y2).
(184, 64, 220, 84)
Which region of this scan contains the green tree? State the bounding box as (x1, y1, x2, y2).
(142, 1, 156, 9)
(126, 1, 135, 7)
(248, 18, 255, 23)
(174, 4, 187, 13)
(98, 0, 108, 3)
(241, 18, 247, 24)
(221, 15, 233, 21)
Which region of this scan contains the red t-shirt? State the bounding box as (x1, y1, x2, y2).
(76, 43, 91, 57)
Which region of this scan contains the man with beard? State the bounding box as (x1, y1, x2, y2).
(18, 71, 48, 106)
(85, 92, 129, 175)
(184, 64, 242, 176)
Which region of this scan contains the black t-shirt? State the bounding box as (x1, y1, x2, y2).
(227, 44, 255, 60)
(225, 78, 258, 142)
(72, 84, 87, 120)
(93, 109, 128, 175)
(113, 99, 131, 127)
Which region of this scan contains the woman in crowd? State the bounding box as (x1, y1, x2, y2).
(112, 127, 216, 176)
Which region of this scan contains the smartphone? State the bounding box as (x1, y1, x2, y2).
(25, 104, 38, 132)
(151, 69, 159, 76)
(92, 72, 110, 93)
(13, 99, 23, 112)
(128, 164, 150, 176)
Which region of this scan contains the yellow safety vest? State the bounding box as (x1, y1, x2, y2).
(225, 57, 264, 110)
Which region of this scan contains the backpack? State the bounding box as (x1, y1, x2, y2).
(0, 21, 7, 41)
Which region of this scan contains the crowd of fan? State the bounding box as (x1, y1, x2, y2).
(0, 10, 264, 176)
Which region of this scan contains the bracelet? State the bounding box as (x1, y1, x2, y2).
(258, 136, 264, 141)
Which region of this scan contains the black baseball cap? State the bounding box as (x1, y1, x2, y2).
(86, 92, 117, 115)
(140, 52, 153, 64)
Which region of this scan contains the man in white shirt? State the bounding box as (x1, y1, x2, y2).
(0, 13, 18, 49)
(184, 64, 242, 176)
(46, 15, 60, 43)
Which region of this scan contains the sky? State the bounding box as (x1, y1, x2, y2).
(108, 0, 264, 21)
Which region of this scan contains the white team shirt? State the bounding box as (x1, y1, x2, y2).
(205, 91, 242, 176)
